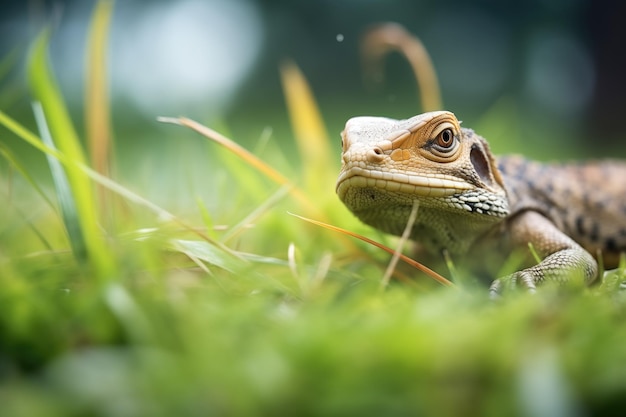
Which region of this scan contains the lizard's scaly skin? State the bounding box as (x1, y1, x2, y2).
(336, 111, 626, 292)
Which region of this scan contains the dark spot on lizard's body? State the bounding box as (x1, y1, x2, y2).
(594, 200, 606, 210)
(575, 216, 585, 236)
(580, 192, 590, 209)
(620, 228, 626, 237)
(445, 228, 456, 245)
(524, 176, 536, 189)
(590, 222, 600, 242)
(605, 237, 619, 253)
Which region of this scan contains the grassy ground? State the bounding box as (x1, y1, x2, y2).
(2, 4, 626, 417)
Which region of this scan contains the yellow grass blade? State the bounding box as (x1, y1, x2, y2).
(280, 61, 335, 200)
(85, 0, 114, 178)
(289, 212, 454, 287)
(158, 116, 313, 209)
(159, 117, 290, 186)
(362, 23, 442, 112)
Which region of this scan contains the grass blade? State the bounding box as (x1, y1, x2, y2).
(0, 110, 237, 259)
(0, 110, 63, 158)
(158, 116, 314, 211)
(527, 242, 542, 264)
(0, 143, 56, 210)
(442, 250, 461, 284)
(380, 200, 419, 289)
(28, 28, 114, 278)
(0, 197, 56, 254)
(158, 117, 293, 188)
(220, 184, 292, 244)
(173, 239, 242, 273)
(29, 29, 88, 169)
(85, 0, 114, 203)
(33, 102, 85, 258)
(0, 46, 20, 82)
(195, 197, 218, 240)
(280, 61, 334, 200)
(362, 23, 442, 112)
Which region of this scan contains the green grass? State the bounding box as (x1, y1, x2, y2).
(1, 3, 626, 416)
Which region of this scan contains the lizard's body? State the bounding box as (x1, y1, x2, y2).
(336, 111, 626, 292)
(498, 156, 626, 267)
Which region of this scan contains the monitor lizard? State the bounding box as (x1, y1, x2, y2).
(336, 110, 626, 294)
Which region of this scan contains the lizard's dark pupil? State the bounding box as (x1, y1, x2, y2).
(440, 129, 452, 146)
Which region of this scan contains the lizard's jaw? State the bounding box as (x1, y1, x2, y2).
(336, 164, 509, 221)
(336, 166, 474, 201)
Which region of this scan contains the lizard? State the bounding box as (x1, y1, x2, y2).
(335, 110, 626, 293)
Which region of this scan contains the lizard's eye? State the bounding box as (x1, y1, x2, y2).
(436, 128, 454, 148)
(428, 125, 460, 161)
(420, 116, 461, 162)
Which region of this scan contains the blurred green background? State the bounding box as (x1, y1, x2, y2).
(1, 0, 625, 162)
(2, 3, 626, 416)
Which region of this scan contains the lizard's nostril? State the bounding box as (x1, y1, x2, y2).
(367, 147, 384, 162)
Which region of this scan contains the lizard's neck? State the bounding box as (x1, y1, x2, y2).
(348, 193, 507, 254)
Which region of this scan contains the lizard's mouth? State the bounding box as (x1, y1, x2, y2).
(336, 166, 473, 202)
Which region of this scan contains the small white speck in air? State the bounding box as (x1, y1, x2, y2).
(336, 33, 344, 42)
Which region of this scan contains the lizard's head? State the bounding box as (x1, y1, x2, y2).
(336, 111, 510, 250)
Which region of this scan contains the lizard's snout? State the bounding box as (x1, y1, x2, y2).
(340, 129, 385, 165)
(341, 143, 384, 165)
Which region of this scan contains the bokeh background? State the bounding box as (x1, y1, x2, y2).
(1, 0, 625, 193)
